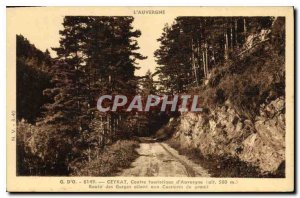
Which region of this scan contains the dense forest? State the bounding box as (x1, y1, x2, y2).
(17, 16, 163, 176)
(155, 16, 285, 120)
(155, 17, 281, 92)
(17, 16, 285, 177)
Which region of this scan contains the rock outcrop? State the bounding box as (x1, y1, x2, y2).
(171, 97, 285, 174)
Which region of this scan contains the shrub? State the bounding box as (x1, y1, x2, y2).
(195, 39, 285, 120)
(71, 140, 140, 176)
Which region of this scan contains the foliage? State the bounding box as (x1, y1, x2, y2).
(155, 17, 275, 93)
(17, 120, 71, 175)
(16, 16, 286, 177)
(71, 140, 140, 176)
(17, 16, 146, 176)
(16, 35, 53, 122)
(197, 19, 285, 120)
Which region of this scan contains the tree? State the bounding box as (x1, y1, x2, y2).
(16, 35, 53, 123)
(38, 16, 146, 174)
(155, 17, 275, 93)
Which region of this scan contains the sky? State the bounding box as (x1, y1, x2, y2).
(10, 8, 175, 77)
(132, 15, 175, 76)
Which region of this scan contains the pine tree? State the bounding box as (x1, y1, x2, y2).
(155, 17, 275, 92)
(40, 17, 146, 174)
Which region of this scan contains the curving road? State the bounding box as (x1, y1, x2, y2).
(118, 141, 210, 177)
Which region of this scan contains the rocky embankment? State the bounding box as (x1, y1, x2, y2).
(169, 96, 285, 175)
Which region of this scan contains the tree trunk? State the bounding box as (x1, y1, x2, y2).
(230, 27, 233, 49)
(202, 51, 206, 78)
(243, 18, 247, 40)
(212, 49, 216, 66)
(205, 43, 209, 76)
(235, 19, 238, 47)
(191, 38, 199, 86)
(224, 32, 229, 60)
(197, 40, 202, 78)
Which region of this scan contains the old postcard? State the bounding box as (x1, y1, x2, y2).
(6, 7, 294, 192)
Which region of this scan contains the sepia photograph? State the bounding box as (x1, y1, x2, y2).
(6, 6, 294, 192)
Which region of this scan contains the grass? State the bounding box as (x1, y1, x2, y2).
(190, 39, 285, 121)
(72, 140, 140, 176)
(166, 138, 285, 178)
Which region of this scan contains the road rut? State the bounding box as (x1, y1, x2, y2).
(118, 142, 210, 177)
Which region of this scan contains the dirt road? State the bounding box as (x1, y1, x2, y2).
(118, 142, 210, 177)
